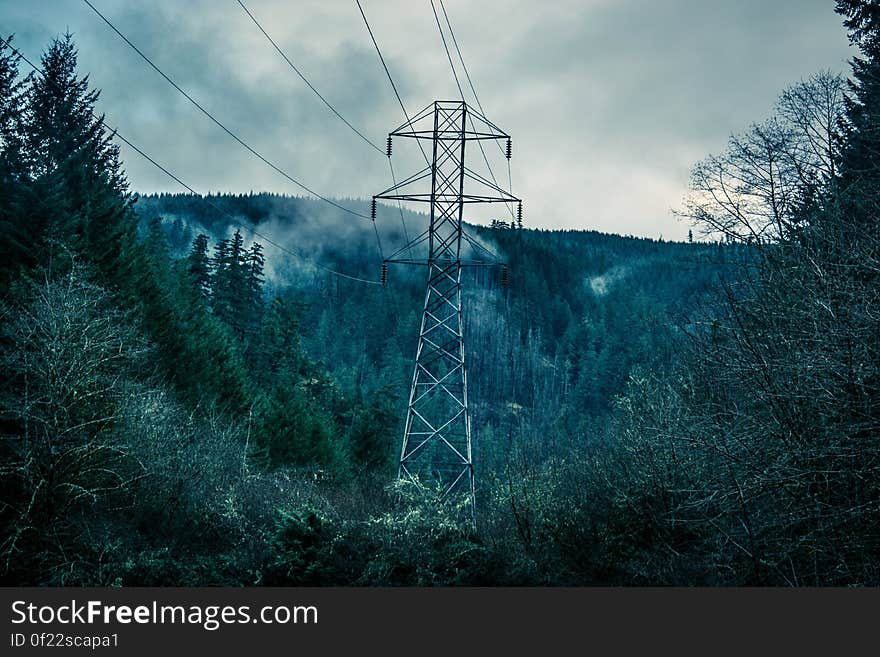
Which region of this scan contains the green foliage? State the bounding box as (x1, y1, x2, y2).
(351, 480, 497, 585)
(346, 386, 398, 474)
(264, 480, 500, 586)
(251, 384, 339, 468)
(186, 233, 211, 299)
(265, 511, 345, 586)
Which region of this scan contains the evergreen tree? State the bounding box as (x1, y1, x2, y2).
(0, 37, 24, 140)
(226, 229, 248, 331)
(211, 236, 232, 321)
(836, 1, 880, 230)
(347, 386, 398, 473)
(187, 233, 211, 300)
(244, 241, 265, 337)
(20, 33, 132, 279)
(0, 36, 28, 289)
(251, 295, 301, 382)
(210, 230, 264, 341)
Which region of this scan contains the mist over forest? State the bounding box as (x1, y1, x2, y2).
(2, 0, 879, 586)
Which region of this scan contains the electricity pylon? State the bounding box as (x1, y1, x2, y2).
(374, 100, 519, 522)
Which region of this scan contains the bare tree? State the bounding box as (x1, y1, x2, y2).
(778, 70, 848, 184)
(679, 72, 848, 244)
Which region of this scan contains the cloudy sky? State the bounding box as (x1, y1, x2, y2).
(2, 0, 855, 240)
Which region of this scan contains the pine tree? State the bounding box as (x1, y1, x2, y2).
(0, 36, 29, 289)
(836, 1, 880, 228)
(348, 386, 398, 473)
(226, 230, 248, 337)
(210, 230, 257, 340)
(211, 236, 232, 322)
(17, 33, 133, 281)
(187, 233, 211, 300)
(244, 241, 265, 336)
(0, 36, 26, 171)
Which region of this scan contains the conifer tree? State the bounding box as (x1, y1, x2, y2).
(225, 229, 248, 337)
(187, 233, 211, 300)
(210, 230, 261, 340)
(836, 1, 880, 227)
(245, 241, 265, 336)
(0, 36, 28, 288)
(18, 33, 132, 281)
(211, 236, 232, 321)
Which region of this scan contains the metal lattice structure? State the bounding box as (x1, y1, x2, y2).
(375, 100, 519, 520)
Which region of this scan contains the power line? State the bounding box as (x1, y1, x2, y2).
(354, 0, 413, 128)
(226, 216, 384, 285)
(208, 203, 383, 285)
(429, 0, 465, 101)
(80, 0, 370, 221)
(430, 0, 516, 221)
(437, 0, 488, 130)
(236, 0, 384, 156)
(234, 0, 391, 264)
(438, 0, 517, 222)
(436, 0, 515, 217)
(437, 0, 511, 169)
(354, 0, 431, 260)
(235, 0, 418, 265)
(0, 34, 383, 286)
(437, 0, 507, 164)
(355, 0, 430, 166)
(388, 157, 413, 259)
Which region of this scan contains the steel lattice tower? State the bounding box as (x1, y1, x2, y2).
(375, 100, 519, 520)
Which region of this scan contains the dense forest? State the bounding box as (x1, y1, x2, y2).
(1, 0, 878, 586)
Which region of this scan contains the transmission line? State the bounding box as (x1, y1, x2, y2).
(0, 34, 383, 286)
(437, 0, 509, 160)
(429, 0, 465, 100)
(387, 157, 414, 259)
(80, 0, 370, 220)
(236, 0, 420, 265)
(355, 0, 430, 166)
(234, 0, 395, 264)
(437, 0, 491, 137)
(429, 0, 516, 222)
(236, 0, 384, 156)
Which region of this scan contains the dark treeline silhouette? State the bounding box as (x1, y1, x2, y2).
(1, 0, 878, 585)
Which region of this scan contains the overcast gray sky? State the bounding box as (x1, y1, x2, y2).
(2, 0, 855, 239)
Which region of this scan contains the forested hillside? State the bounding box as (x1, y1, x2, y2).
(1, 0, 878, 586)
(135, 190, 726, 477)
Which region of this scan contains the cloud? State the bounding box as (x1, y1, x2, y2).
(3, 0, 854, 240)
